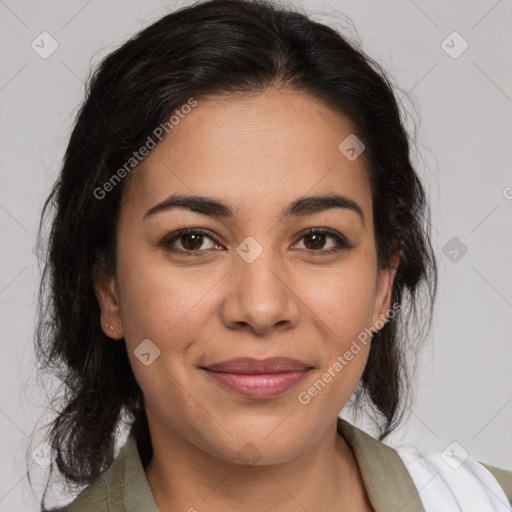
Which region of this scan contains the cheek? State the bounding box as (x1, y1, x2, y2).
(296, 279, 375, 413)
(293, 255, 376, 401)
(114, 257, 217, 418)
(301, 259, 377, 341)
(115, 248, 223, 350)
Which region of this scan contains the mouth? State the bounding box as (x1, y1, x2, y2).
(200, 357, 313, 399)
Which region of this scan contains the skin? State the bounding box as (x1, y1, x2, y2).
(94, 87, 399, 512)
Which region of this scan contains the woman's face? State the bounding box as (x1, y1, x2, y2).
(95, 87, 398, 464)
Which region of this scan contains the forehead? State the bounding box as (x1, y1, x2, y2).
(121, 87, 372, 222)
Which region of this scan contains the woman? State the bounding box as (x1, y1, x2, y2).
(33, 0, 511, 511)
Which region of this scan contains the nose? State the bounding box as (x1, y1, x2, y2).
(220, 250, 301, 336)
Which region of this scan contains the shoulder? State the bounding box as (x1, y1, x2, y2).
(40, 471, 112, 512)
(394, 443, 512, 510)
(41, 434, 159, 512)
(338, 418, 512, 511)
(41, 472, 113, 512)
(479, 462, 512, 504)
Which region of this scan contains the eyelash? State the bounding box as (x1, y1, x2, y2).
(158, 227, 354, 257)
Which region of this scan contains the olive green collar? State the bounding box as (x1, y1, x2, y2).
(337, 418, 425, 512)
(65, 418, 425, 512)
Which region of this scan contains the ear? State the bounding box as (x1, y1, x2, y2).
(371, 240, 400, 329)
(92, 255, 123, 340)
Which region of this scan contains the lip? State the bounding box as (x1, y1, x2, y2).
(200, 357, 312, 399)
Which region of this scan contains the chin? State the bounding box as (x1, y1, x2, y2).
(200, 423, 311, 467)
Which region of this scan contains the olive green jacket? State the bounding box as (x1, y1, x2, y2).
(48, 418, 512, 511)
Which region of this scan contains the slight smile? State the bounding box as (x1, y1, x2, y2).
(200, 357, 313, 400)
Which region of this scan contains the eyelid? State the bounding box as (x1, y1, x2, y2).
(157, 228, 221, 254)
(158, 226, 354, 255)
(293, 227, 354, 251)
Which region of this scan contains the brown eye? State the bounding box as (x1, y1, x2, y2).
(303, 233, 329, 250)
(293, 228, 354, 254)
(180, 232, 205, 251)
(158, 228, 221, 255)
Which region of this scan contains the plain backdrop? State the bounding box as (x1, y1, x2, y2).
(1, 0, 511, 509)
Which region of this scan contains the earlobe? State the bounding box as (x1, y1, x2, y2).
(92, 259, 123, 340)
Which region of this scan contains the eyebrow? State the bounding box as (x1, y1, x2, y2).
(143, 193, 364, 224)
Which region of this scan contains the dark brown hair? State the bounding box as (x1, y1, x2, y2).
(33, 0, 437, 504)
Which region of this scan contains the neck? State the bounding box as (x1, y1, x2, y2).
(144, 417, 372, 512)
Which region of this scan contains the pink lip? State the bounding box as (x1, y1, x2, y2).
(201, 357, 312, 399)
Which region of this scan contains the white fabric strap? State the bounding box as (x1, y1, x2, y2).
(394, 444, 511, 511)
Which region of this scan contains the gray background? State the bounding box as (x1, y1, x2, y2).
(1, 0, 511, 509)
